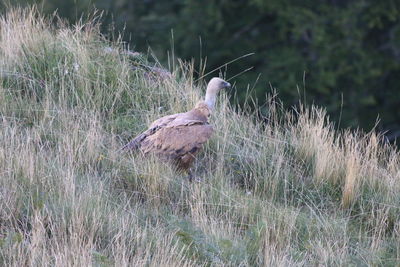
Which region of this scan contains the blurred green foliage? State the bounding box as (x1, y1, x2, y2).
(3, 0, 400, 137)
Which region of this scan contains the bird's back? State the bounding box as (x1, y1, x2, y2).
(122, 101, 213, 170)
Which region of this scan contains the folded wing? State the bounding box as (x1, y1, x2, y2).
(122, 102, 213, 170)
(141, 123, 213, 169)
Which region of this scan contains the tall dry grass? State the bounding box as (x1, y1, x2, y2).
(0, 7, 399, 266)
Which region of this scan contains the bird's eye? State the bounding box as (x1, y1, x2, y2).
(221, 81, 230, 88)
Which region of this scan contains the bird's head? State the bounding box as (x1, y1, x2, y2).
(206, 77, 231, 95)
(204, 77, 230, 110)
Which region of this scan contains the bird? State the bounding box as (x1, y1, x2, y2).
(122, 77, 231, 180)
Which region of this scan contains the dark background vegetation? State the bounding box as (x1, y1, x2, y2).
(3, 0, 400, 141)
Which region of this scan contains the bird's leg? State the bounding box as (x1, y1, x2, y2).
(188, 169, 194, 182)
(187, 169, 202, 182)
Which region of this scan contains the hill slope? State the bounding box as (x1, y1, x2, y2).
(1, 7, 399, 266)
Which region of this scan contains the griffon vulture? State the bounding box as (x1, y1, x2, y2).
(122, 77, 230, 179)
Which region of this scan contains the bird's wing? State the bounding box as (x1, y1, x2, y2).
(148, 113, 181, 129)
(121, 112, 203, 151)
(121, 113, 178, 151)
(122, 102, 211, 152)
(140, 122, 214, 159)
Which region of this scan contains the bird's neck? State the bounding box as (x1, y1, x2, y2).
(204, 91, 216, 110)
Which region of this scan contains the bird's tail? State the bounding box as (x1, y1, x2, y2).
(120, 133, 147, 152)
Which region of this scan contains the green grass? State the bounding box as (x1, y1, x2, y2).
(0, 7, 399, 266)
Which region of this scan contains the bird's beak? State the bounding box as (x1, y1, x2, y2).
(223, 81, 231, 88)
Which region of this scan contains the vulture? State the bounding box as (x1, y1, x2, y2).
(122, 77, 230, 179)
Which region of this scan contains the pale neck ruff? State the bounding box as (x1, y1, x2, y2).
(204, 92, 216, 110)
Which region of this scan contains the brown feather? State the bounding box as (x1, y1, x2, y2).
(122, 101, 214, 171)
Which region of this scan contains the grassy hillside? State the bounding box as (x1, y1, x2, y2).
(1, 7, 399, 266)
